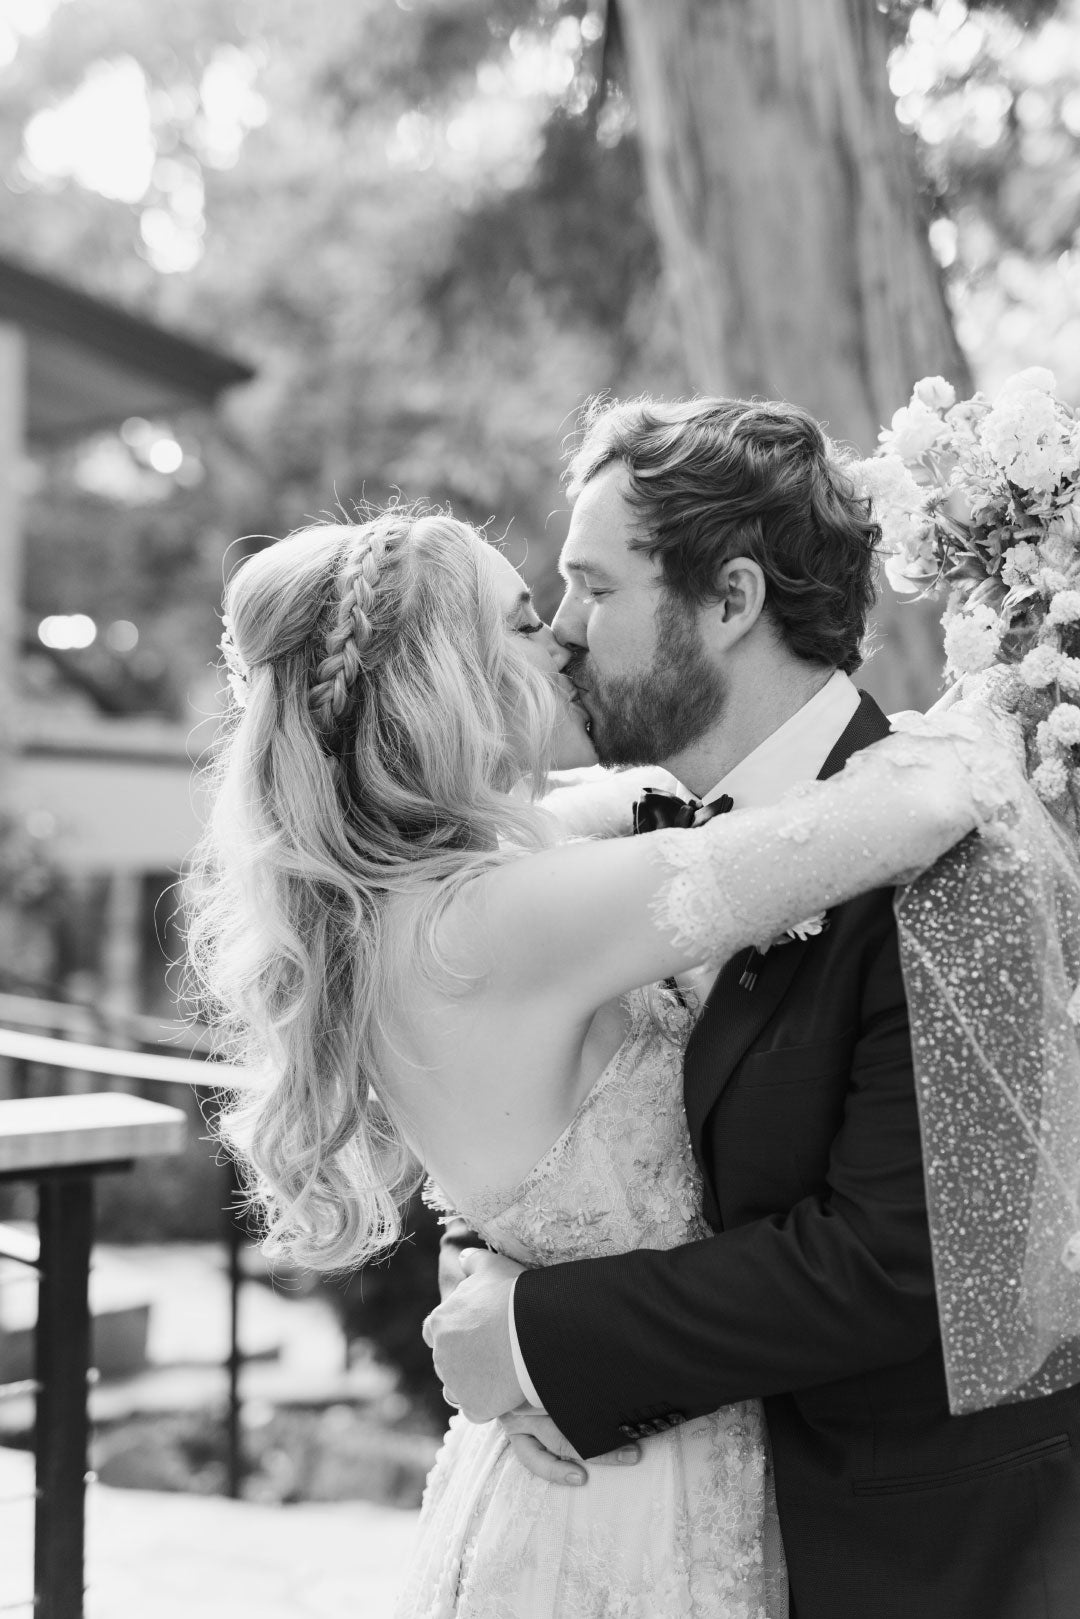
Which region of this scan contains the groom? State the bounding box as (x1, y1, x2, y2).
(425, 396, 1080, 1618)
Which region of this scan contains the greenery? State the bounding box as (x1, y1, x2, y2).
(889, 0, 1080, 399)
(4, 0, 680, 724)
(4, 0, 1060, 678)
(0, 0, 1075, 722)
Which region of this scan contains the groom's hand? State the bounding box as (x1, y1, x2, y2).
(422, 1249, 525, 1423)
(500, 1407, 641, 1486)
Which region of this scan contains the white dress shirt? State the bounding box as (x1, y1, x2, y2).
(508, 670, 864, 1408)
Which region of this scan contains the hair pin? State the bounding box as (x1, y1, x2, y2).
(220, 614, 250, 708)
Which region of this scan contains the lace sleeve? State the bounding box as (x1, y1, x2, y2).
(643, 705, 1025, 968)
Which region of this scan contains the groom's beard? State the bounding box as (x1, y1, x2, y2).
(571, 593, 728, 768)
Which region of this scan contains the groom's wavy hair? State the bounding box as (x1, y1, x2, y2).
(185, 507, 557, 1271)
(566, 396, 880, 673)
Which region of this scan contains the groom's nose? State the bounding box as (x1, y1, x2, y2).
(550, 592, 582, 651)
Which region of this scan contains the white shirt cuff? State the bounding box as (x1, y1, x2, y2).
(508, 1276, 545, 1409)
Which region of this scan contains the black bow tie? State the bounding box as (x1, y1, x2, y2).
(632, 787, 734, 835)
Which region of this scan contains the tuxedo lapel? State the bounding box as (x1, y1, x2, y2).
(684, 935, 813, 1145)
(683, 690, 892, 1142)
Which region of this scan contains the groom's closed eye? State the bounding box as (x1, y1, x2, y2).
(558, 560, 616, 590)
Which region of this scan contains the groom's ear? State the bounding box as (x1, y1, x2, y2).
(710, 557, 767, 645)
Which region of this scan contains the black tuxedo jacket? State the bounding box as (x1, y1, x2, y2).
(514, 691, 1080, 1619)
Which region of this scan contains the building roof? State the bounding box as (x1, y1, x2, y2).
(0, 252, 255, 443)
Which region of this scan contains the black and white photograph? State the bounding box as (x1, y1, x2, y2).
(1, 2, 1079, 1616)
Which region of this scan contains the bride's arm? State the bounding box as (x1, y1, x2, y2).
(448, 723, 1015, 1018)
(534, 764, 680, 840)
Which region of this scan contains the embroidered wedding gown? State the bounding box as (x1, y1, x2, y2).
(395, 710, 1032, 1619)
(398, 983, 783, 1619)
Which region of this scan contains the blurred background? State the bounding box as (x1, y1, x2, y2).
(0, 0, 1079, 1610)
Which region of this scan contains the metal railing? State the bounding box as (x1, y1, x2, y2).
(0, 1003, 251, 1619)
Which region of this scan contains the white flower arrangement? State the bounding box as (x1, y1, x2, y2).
(848, 369, 1080, 828)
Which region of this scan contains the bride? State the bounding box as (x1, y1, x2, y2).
(187, 505, 1012, 1619)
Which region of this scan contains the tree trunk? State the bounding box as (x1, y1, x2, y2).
(615, 0, 971, 446)
(615, 0, 971, 707)
(616, 0, 970, 444)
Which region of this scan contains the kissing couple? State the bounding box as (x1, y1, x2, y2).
(190, 395, 1080, 1618)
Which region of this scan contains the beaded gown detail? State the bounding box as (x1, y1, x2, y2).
(395, 985, 784, 1619)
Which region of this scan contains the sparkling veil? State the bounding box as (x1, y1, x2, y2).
(895, 722, 1080, 1414)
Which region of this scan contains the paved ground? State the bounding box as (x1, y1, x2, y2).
(0, 1445, 421, 1618)
(0, 1241, 428, 1614)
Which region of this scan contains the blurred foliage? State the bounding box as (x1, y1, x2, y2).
(891, 1, 1080, 398)
(0, 802, 56, 908)
(0, 801, 58, 995)
(2, 0, 677, 723)
(5, 0, 1080, 720)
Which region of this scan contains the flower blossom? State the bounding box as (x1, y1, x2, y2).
(882, 550, 931, 595)
(1043, 520, 1080, 571)
(1047, 590, 1080, 628)
(1001, 541, 1041, 590)
(945, 395, 990, 437)
(1044, 703, 1080, 750)
(913, 376, 957, 412)
(1017, 645, 1063, 691)
(943, 603, 1003, 677)
(1032, 757, 1069, 802)
(1040, 569, 1072, 597)
(879, 399, 949, 461)
(848, 450, 932, 563)
(999, 367, 1057, 397)
(219, 615, 250, 709)
(979, 387, 1068, 494)
(1057, 658, 1080, 698)
(938, 483, 974, 527)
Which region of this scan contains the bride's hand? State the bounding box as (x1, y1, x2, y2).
(422, 1250, 525, 1424)
(500, 1406, 641, 1485)
(539, 764, 681, 840)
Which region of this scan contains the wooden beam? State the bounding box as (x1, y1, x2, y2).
(0, 253, 253, 447)
(0, 1091, 187, 1174)
(0, 1024, 249, 1088)
(0, 989, 213, 1054)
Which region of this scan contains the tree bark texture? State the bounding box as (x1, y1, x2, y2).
(616, 0, 971, 447)
(616, 0, 966, 707)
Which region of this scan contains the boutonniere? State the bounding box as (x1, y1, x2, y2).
(759, 910, 830, 954)
(739, 911, 830, 990)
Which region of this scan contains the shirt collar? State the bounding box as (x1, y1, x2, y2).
(705, 670, 861, 811)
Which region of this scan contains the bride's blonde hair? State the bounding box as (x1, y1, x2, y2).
(187, 507, 557, 1269)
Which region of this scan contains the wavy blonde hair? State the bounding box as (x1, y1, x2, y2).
(186, 508, 557, 1269)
